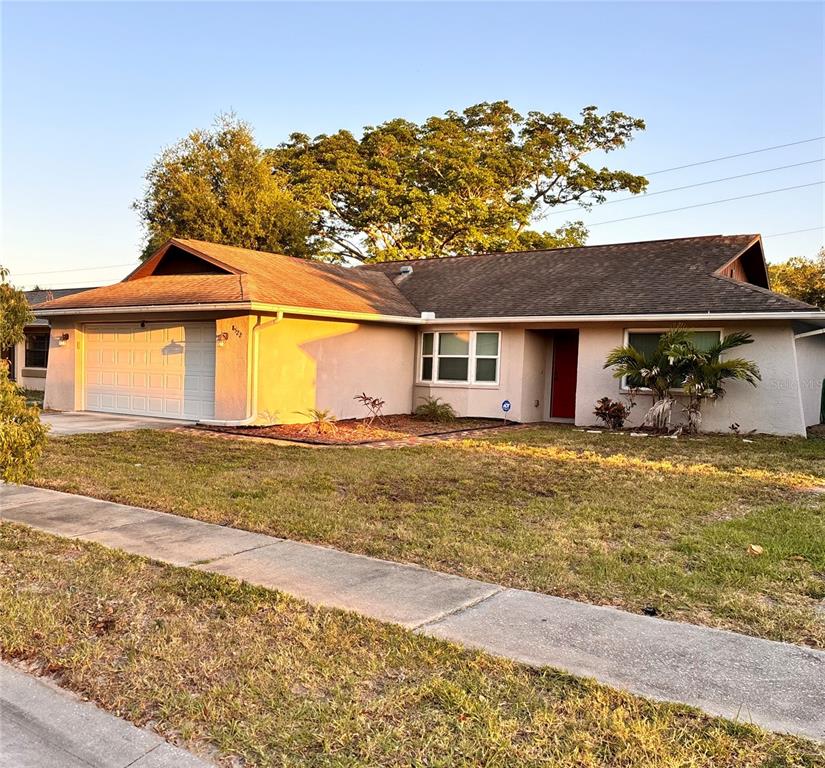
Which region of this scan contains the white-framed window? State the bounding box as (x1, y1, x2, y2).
(621, 328, 722, 390)
(419, 331, 500, 385)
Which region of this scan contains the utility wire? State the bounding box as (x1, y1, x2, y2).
(586, 181, 825, 227)
(643, 137, 824, 176)
(549, 159, 824, 215)
(13, 262, 134, 277)
(763, 226, 824, 238)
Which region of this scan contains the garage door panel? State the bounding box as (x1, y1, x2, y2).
(84, 322, 215, 420)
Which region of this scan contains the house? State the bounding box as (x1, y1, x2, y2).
(33, 235, 825, 436)
(2, 288, 91, 390)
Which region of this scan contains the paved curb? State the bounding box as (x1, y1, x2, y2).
(0, 662, 213, 767)
(2, 483, 824, 743)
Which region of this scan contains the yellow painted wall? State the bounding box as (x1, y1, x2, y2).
(255, 316, 416, 423)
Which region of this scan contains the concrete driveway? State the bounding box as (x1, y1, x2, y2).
(42, 411, 195, 435)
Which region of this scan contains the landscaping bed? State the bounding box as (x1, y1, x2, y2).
(200, 414, 508, 444)
(2, 524, 820, 767)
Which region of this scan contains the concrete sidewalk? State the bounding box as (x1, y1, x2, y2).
(2, 483, 824, 743)
(0, 662, 212, 767)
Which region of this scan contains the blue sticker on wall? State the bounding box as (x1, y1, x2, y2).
(501, 400, 511, 413)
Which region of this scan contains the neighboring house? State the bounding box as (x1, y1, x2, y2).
(2, 288, 91, 391)
(34, 235, 825, 436)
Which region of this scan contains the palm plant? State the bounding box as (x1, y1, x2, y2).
(604, 329, 690, 431)
(665, 331, 760, 433)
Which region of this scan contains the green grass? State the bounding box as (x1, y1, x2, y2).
(1, 523, 821, 767)
(32, 425, 825, 646)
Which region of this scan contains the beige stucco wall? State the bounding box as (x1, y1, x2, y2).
(413, 326, 529, 421)
(42, 322, 83, 411)
(575, 321, 808, 436)
(795, 333, 825, 426)
(520, 330, 550, 423)
(254, 316, 416, 423)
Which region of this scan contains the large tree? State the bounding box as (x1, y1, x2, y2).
(768, 248, 825, 309)
(134, 115, 315, 260)
(271, 101, 647, 261)
(1, 267, 48, 482)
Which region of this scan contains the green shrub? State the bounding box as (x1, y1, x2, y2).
(297, 408, 337, 435)
(414, 397, 457, 423)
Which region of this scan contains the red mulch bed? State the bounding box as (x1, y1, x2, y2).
(199, 414, 510, 445)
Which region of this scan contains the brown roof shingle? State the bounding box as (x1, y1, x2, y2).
(35, 240, 419, 318)
(362, 235, 819, 317)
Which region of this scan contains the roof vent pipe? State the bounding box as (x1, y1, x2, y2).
(393, 264, 414, 285)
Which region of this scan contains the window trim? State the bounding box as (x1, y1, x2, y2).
(418, 330, 501, 387)
(23, 330, 50, 370)
(619, 327, 724, 393)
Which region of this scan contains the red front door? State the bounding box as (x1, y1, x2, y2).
(550, 331, 579, 419)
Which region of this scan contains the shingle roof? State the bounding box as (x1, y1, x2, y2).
(362, 235, 819, 317)
(25, 287, 92, 326)
(33, 234, 821, 320)
(34, 240, 419, 318)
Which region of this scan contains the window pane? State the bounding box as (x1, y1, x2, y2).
(476, 332, 499, 357)
(688, 331, 721, 352)
(422, 333, 434, 355)
(475, 358, 497, 382)
(439, 332, 469, 356)
(25, 333, 49, 368)
(421, 357, 433, 381)
(438, 357, 469, 381)
(627, 332, 662, 359)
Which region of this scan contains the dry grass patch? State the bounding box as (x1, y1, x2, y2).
(1, 524, 822, 768)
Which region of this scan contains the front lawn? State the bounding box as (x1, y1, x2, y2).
(1, 524, 820, 767)
(32, 425, 825, 646)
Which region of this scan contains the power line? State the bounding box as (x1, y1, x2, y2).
(763, 226, 824, 238)
(12, 262, 134, 278)
(550, 159, 824, 215)
(586, 181, 825, 227)
(644, 137, 825, 176)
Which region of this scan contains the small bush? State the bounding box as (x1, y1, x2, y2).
(414, 396, 457, 423)
(593, 397, 632, 430)
(354, 392, 386, 425)
(297, 408, 337, 435)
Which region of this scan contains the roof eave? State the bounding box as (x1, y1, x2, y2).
(33, 301, 423, 324)
(416, 311, 825, 325)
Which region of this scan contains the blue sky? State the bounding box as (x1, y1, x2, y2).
(2, 1, 823, 289)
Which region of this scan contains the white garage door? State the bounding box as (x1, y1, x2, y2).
(84, 322, 216, 420)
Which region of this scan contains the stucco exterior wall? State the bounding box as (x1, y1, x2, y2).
(42, 322, 83, 411)
(255, 316, 416, 423)
(213, 315, 254, 421)
(520, 330, 550, 423)
(575, 321, 807, 436)
(795, 333, 825, 426)
(413, 326, 527, 421)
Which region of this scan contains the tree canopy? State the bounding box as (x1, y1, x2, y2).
(271, 102, 647, 261)
(134, 115, 314, 260)
(768, 248, 825, 308)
